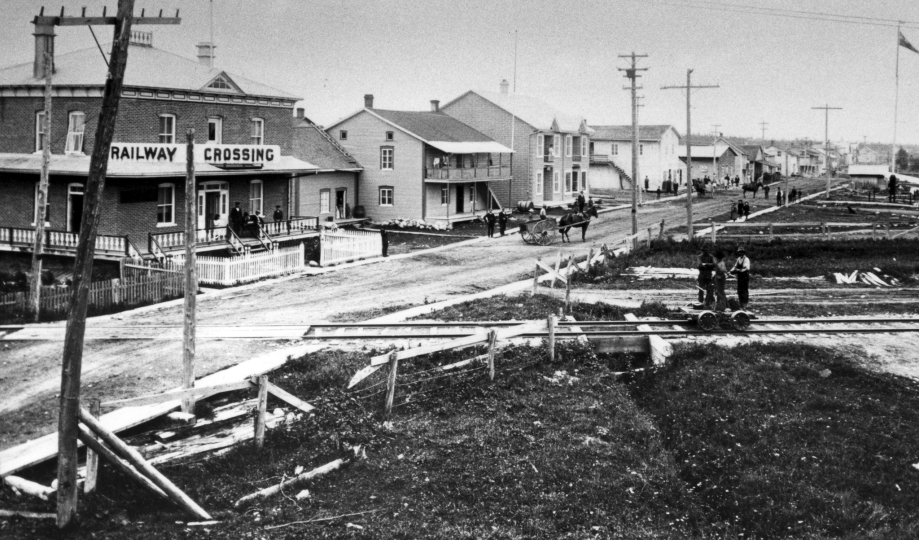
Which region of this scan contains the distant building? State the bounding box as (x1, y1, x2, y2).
(441, 82, 591, 208)
(764, 145, 800, 176)
(854, 144, 880, 165)
(587, 125, 682, 192)
(325, 95, 513, 224)
(677, 144, 743, 182)
(0, 29, 319, 260)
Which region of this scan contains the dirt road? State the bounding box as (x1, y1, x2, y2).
(0, 179, 829, 449)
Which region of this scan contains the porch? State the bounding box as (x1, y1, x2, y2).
(149, 216, 320, 257)
(423, 179, 510, 223)
(0, 227, 143, 261)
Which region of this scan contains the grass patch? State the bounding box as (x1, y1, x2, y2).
(328, 302, 418, 322)
(627, 342, 919, 539)
(413, 292, 671, 322)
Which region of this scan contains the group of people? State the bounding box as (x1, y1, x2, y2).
(227, 202, 288, 237)
(483, 209, 509, 237)
(730, 200, 751, 221)
(773, 187, 802, 206)
(697, 245, 751, 311)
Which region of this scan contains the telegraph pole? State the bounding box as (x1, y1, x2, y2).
(662, 69, 719, 239)
(759, 120, 769, 143)
(40, 3, 182, 528)
(812, 104, 842, 199)
(29, 52, 53, 322)
(182, 129, 197, 414)
(711, 124, 721, 181)
(618, 52, 648, 245)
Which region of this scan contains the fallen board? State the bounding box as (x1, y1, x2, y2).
(0, 344, 325, 478)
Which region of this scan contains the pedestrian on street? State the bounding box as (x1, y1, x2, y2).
(730, 205, 737, 221)
(698, 245, 716, 309)
(713, 250, 728, 311)
(730, 246, 751, 309)
(736, 199, 744, 220)
(577, 190, 586, 213)
(656, 187, 661, 200)
(763, 184, 770, 200)
(380, 227, 389, 257)
(790, 187, 797, 203)
(743, 201, 751, 220)
(776, 188, 782, 206)
(484, 209, 496, 237)
(498, 210, 508, 236)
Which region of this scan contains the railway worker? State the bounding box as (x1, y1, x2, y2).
(498, 210, 508, 236)
(484, 209, 497, 237)
(698, 246, 716, 309)
(731, 246, 751, 309)
(713, 250, 729, 311)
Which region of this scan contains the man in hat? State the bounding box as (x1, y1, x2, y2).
(697, 245, 716, 309)
(713, 250, 729, 311)
(577, 190, 586, 213)
(497, 210, 508, 236)
(229, 202, 244, 235)
(484, 209, 497, 238)
(730, 246, 751, 309)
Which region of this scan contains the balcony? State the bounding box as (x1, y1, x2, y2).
(590, 154, 612, 164)
(572, 154, 582, 162)
(543, 154, 554, 163)
(424, 165, 512, 183)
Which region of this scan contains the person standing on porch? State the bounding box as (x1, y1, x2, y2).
(229, 202, 244, 235)
(484, 209, 496, 238)
(273, 205, 284, 221)
(498, 210, 508, 236)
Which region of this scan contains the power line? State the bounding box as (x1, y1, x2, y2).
(676, 0, 919, 27)
(638, 0, 919, 30)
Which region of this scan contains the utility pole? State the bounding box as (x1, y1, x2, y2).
(711, 124, 721, 181)
(42, 3, 182, 528)
(29, 52, 53, 322)
(618, 52, 648, 246)
(182, 129, 197, 414)
(812, 104, 842, 199)
(662, 69, 719, 239)
(759, 120, 769, 143)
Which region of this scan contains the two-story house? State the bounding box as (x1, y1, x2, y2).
(441, 81, 591, 208)
(0, 28, 321, 260)
(587, 125, 683, 193)
(326, 96, 513, 224)
(764, 145, 800, 176)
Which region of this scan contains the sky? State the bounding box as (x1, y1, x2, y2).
(2, 0, 919, 146)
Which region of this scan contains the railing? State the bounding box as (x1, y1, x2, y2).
(543, 154, 553, 163)
(173, 245, 306, 286)
(572, 154, 582, 162)
(320, 228, 382, 266)
(262, 216, 318, 237)
(3, 227, 130, 254)
(424, 165, 512, 181)
(589, 154, 611, 164)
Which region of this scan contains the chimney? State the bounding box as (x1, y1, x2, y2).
(364, 94, 374, 109)
(32, 21, 56, 79)
(430, 100, 440, 112)
(196, 42, 216, 67)
(499, 79, 509, 95)
(296, 108, 305, 119)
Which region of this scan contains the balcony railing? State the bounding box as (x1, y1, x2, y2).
(572, 154, 582, 162)
(150, 217, 320, 255)
(543, 154, 553, 163)
(2, 227, 136, 256)
(425, 165, 511, 181)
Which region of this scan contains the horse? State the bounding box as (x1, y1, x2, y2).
(559, 206, 598, 242)
(742, 181, 763, 199)
(692, 180, 708, 198)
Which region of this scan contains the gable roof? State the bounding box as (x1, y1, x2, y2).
(589, 125, 678, 142)
(676, 145, 737, 159)
(739, 145, 765, 161)
(292, 118, 362, 171)
(445, 90, 590, 133)
(0, 43, 300, 100)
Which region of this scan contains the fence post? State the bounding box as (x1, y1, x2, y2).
(872, 223, 878, 240)
(769, 223, 774, 241)
(646, 226, 653, 248)
(822, 222, 828, 239)
(547, 315, 556, 363)
(111, 278, 121, 305)
(83, 398, 100, 494)
(254, 375, 268, 450)
(487, 329, 497, 381)
(299, 242, 306, 268)
(532, 262, 539, 296)
(886, 222, 891, 239)
(384, 351, 399, 416)
(565, 265, 572, 314)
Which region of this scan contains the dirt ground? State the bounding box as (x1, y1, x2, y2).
(0, 177, 851, 450)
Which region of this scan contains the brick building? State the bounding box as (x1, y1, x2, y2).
(441, 81, 591, 208)
(0, 30, 320, 260)
(326, 95, 513, 224)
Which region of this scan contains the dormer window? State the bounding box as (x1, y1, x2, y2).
(207, 75, 233, 90)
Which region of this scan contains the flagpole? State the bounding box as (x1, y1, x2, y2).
(893, 24, 900, 172)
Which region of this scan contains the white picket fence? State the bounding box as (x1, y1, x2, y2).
(320, 229, 382, 266)
(174, 245, 306, 286)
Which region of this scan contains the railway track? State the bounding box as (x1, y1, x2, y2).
(3, 317, 919, 341)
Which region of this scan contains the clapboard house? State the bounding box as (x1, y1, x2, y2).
(0, 29, 320, 261)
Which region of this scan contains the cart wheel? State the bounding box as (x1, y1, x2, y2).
(731, 311, 751, 331)
(697, 311, 718, 332)
(537, 231, 553, 246)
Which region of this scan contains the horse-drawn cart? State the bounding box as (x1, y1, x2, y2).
(520, 218, 558, 245)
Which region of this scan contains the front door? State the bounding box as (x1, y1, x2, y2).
(335, 189, 346, 219)
(456, 185, 465, 214)
(197, 181, 229, 230)
(68, 184, 84, 233)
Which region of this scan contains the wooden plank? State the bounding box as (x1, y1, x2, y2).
(3, 476, 54, 500)
(76, 424, 168, 500)
(0, 344, 323, 478)
(0, 509, 56, 520)
(384, 352, 399, 416)
(83, 399, 100, 494)
(254, 376, 268, 450)
(265, 382, 315, 413)
(234, 457, 348, 509)
(101, 380, 254, 409)
(537, 259, 567, 285)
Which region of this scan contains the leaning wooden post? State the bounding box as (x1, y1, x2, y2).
(29, 52, 53, 323)
(384, 351, 399, 416)
(77, 408, 211, 520)
(872, 222, 878, 240)
(57, 2, 137, 528)
(182, 129, 197, 414)
(254, 376, 268, 450)
(646, 226, 653, 248)
(487, 329, 497, 380)
(83, 399, 101, 494)
(710, 220, 716, 244)
(532, 262, 539, 296)
(547, 315, 556, 362)
(822, 222, 828, 239)
(565, 268, 572, 314)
